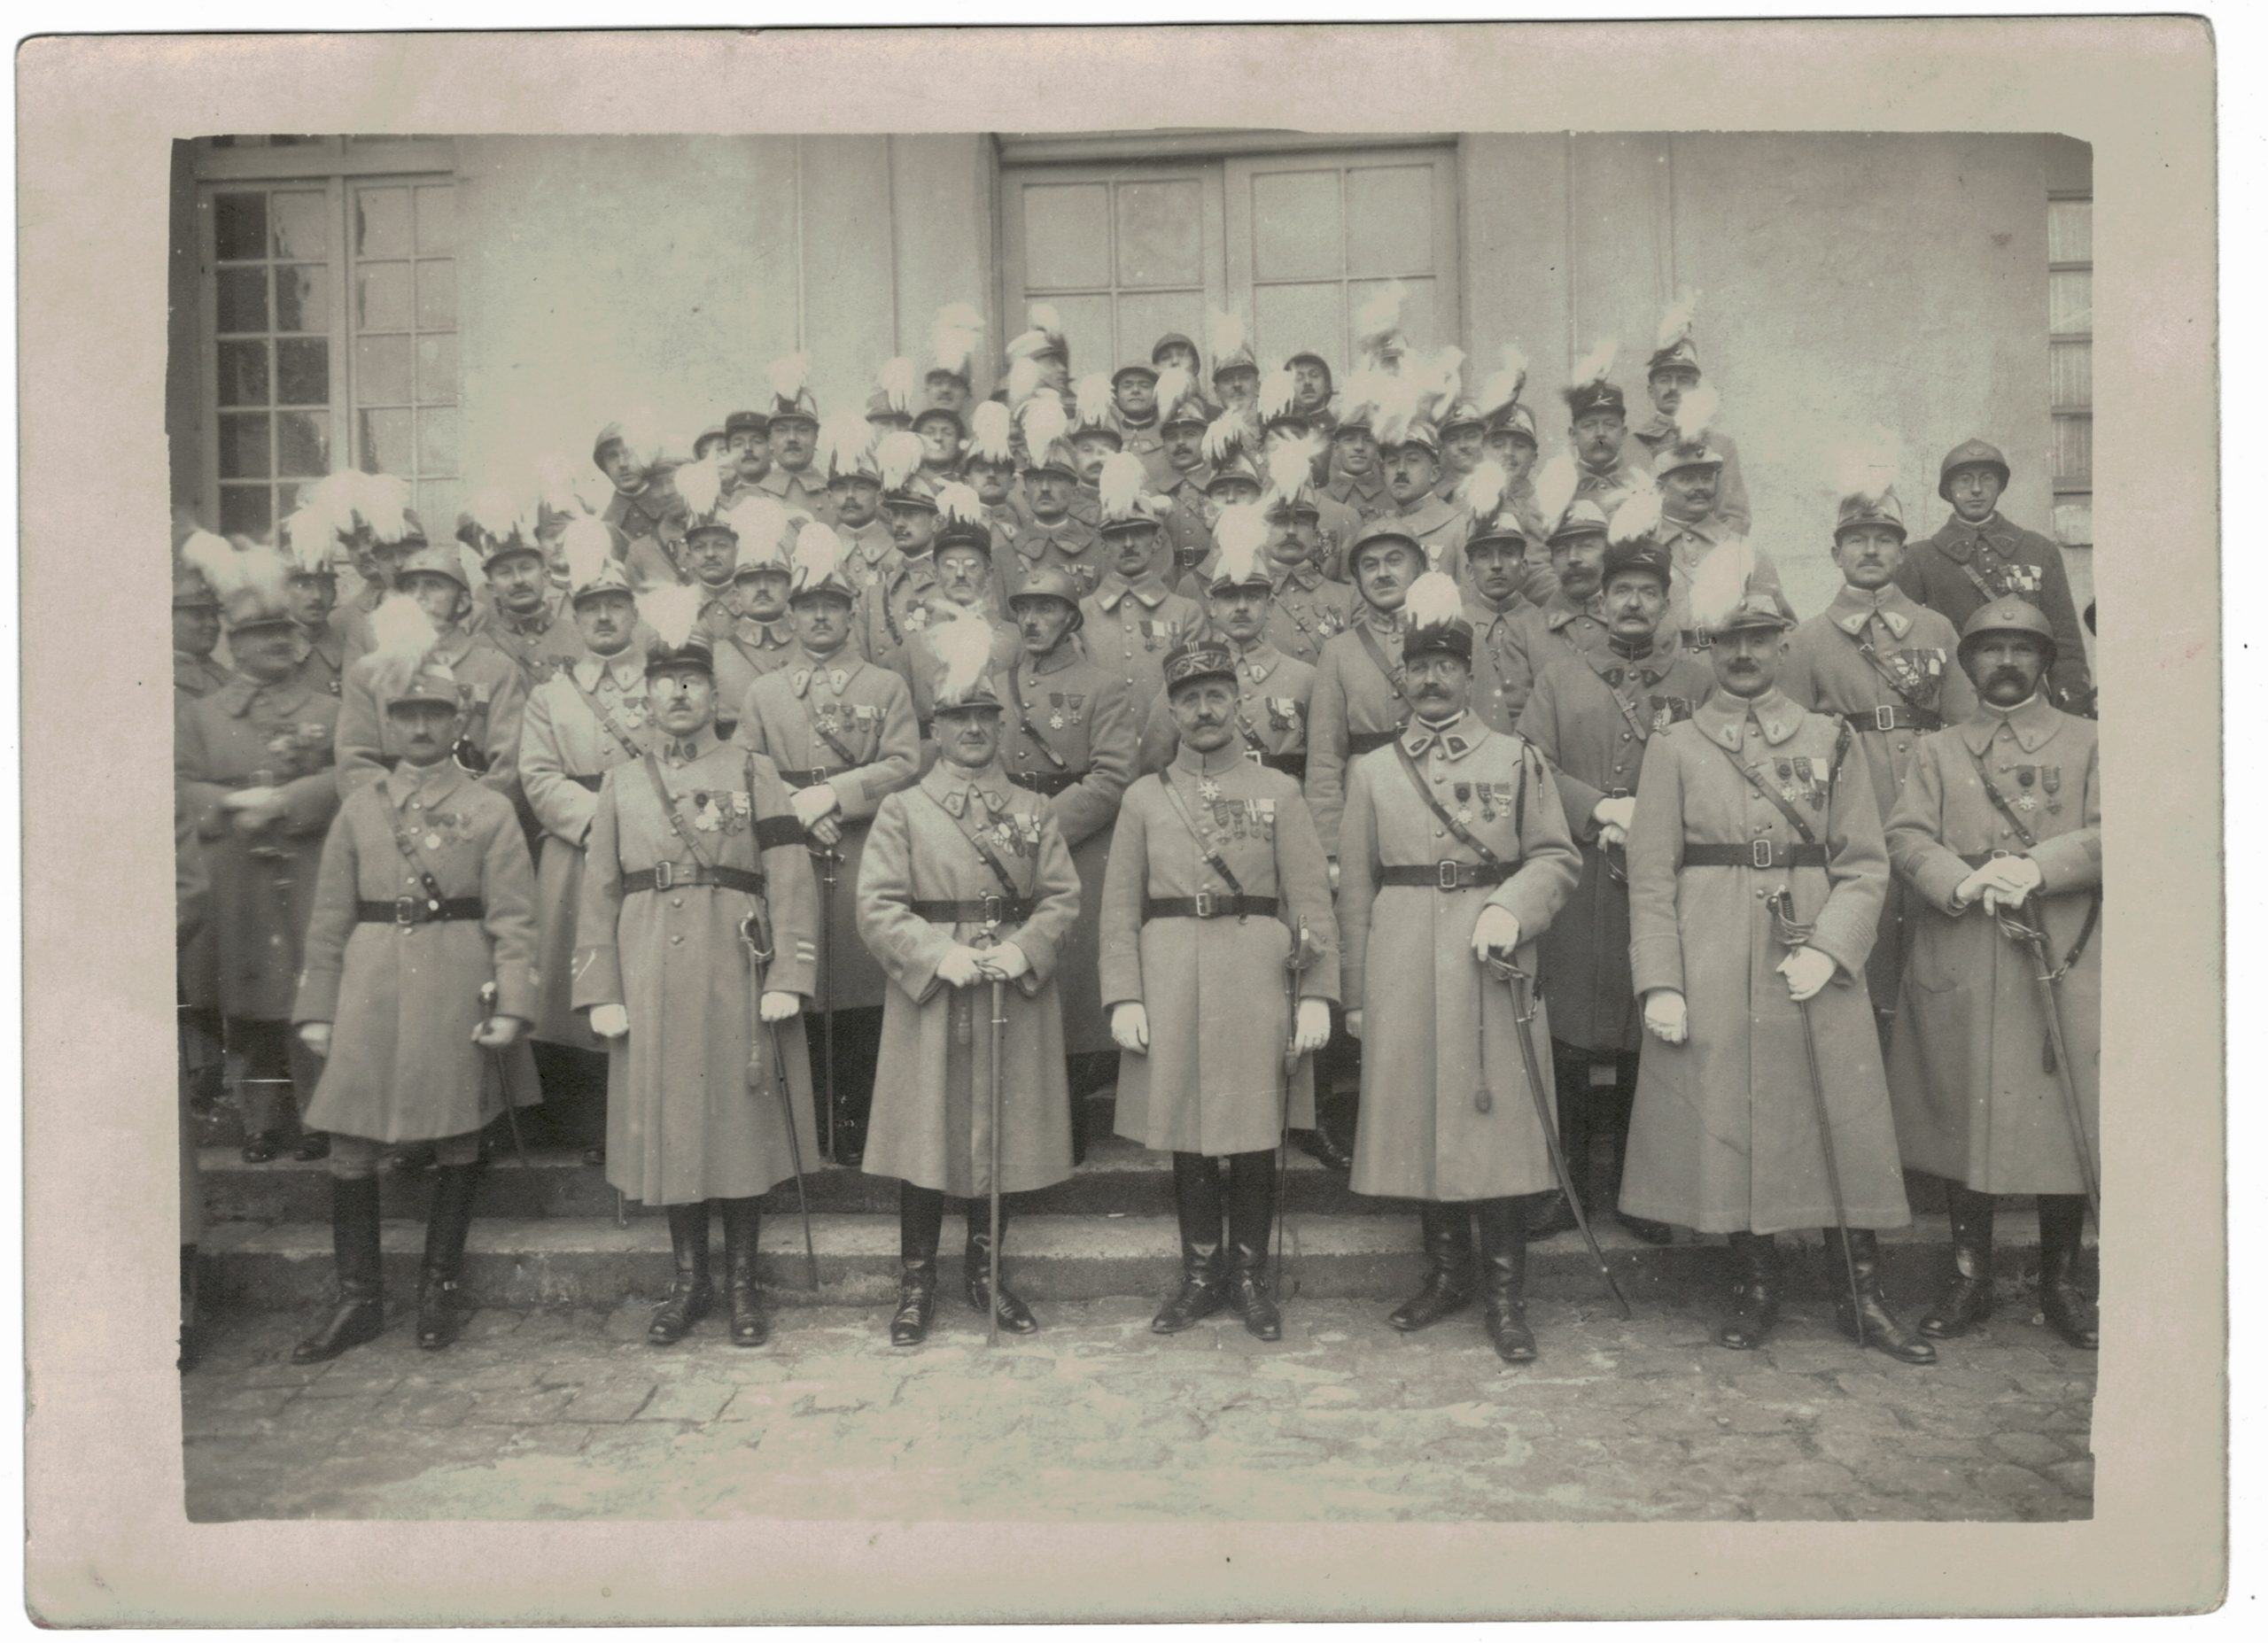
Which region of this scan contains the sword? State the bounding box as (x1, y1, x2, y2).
(1276, 917, 1314, 1298)
(1995, 903, 2102, 1228)
(1486, 955, 1631, 1320)
(1768, 891, 1867, 1347)
(741, 912, 820, 1291)
(980, 905, 1007, 1348)
(477, 980, 534, 1170)
(814, 843, 842, 1162)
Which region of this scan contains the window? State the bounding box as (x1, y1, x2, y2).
(2048, 190, 2091, 549)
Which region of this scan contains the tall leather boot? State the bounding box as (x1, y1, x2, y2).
(891, 1184, 944, 1346)
(292, 1175, 384, 1363)
(1830, 1228, 1937, 1364)
(416, 1161, 481, 1350)
(1153, 1152, 1227, 1333)
(1224, 1150, 1281, 1341)
(1715, 1231, 1780, 1351)
(1475, 1197, 1536, 1362)
(647, 1201, 713, 1345)
(965, 1197, 1037, 1334)
(2037, 1194, 2099, 1351)
(1388, 1203, 1474, 1332)
(1526, 1055, 1587, 1239)
(1919, 1182, 1996, 1338)
(719, 1197, 769, 1347)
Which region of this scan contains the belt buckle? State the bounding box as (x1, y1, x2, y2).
(1436, 861, 1461, 892)
(1751, 839, 1774, 870)
(979, 892, 1004, 926)
(1872, 705, 1899, 732)
(1194, 889, 1217, 919)
(392, 895, 419, 927)
(1244, 749, 1265, 765)
(652, 861, 675, 891)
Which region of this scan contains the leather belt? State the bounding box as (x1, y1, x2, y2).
(1844, 706, 1938, 733)
(620, 863, 767, 895)
(1346, 729, 1401, 756)
(1682, 841, 1828, 869)
(1244, 750, 1306, 779)
(773, 770, 870, 831)
(1142, 894, 1279, 922)
(1008, 768, 1083, 796)
(1959, 849, 2026, 867)
(773, 768, 841, 787)
(1678, 628, 1715, 651)
(357, 896, 485, 926)
(911, 895, 1036, 925)
(1377, 861, 1515, 891)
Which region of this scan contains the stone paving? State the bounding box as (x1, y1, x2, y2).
(182, 1293, 2095, 1524)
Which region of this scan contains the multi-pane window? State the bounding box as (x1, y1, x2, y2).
(348, 182, 460, 534)
(209, 185, 335, 538)
(2048, 191, 2092, 549)
(1006, 165, 1224, 376)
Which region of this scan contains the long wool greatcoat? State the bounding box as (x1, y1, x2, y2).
(1262, 564, 1355, 666)
(1136, 640, 1313, 776)
(1499, 593, 1615, 731)
(1517, 641, 1714, 1055)
(1004, 514, 1107, 600)
(479, 592, 590, 693)
(1099, 747, 1340, 1155)
(1619, 687, 1910, 1235)
(1080, 574, 1207, 713)
(701, 598, 797, 735)
(294, 761, 542, 1143)
(736, 648, 920, 1013)
(1303, 610, 1413, 858)
(856, 760, 1083, 1197)
(1339, 715, 1581, 1201)
(175, 671, 340, 1021)
(516, 650, 652, 1048)
(1653, 517, 1783, 651)
(1372, 493, 1470, 582)
(334, 627, 528, 808)
(1459, 586, 1534, 735)
(1885, 694, 2100, 1194)
(1894, 511, 2093, 709)
(571, 728, 820, 1205)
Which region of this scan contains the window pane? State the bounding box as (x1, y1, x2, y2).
(1039, 294, 1114, 380)
(276, 410, 330, 477)
(2050, 340, 2092, 411)
(271, 190, 328, 259)
(2052, 494, 2093, 548)
(276, 337, 330, 406)
(418, 479, 462, 537)
(1251, 168, 1342, 281)
(1115, 180, 1203, 289)
(215, 340, 270, 407)
(1254, 283, 1343, 376)
(214, 192, 267, 261)
(219, 484, 274, 538)
(354, 334, 413, 405)
(1115, 291, 1205, 373)
(356, 262, 413, 331)
(215, 266, 268, 333)
(1348, 276, 1437, 362)
(415, 332, 459, 403)
(358, 407, 415, 476)
(2048, 268, 2092, 333)
(2051, 415, 2092, 484)
(418, 407, 461, 477)
(415, 185, 455, 255)
(356, 187, 412, 257)
(1345, 164, 1437, 278)
(415, 259, 456, 329)
(1021, 182, 1111, 290)
(218, 412, 272, 479)
(276, 264, 328, 333)
(2048, 198, 2092, 263)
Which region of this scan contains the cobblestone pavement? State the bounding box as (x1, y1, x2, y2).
(183, 1296, 2095, 1523)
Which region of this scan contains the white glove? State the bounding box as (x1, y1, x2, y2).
(790, 783, 841, 829)
(1592, 795, 1636, 838)
(1293, 997, 1332, 1053)
(472, 1014, 526, 1049)
(981, 942, 1032, 981)
(1327, 859, 1340, 895)
(223, 786, 286, 832)
(758, 989, 801, 1023)
(1472, 903, 1522, 959)
(1344, 1008, 1363, 1041)
(1112, 1002, 1151, 1053)
(589, 1004, 630, 1039)
(936, 945, 987, 988)
(297, 1021, 332, 1058)
(1777, 946, 1837, 1003)
(1643, 990, 1688, 1045)
(1980, 855, 2045, 912)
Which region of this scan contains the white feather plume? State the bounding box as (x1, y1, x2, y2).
(232, 545, 291, 613)
(878, 356, 917, 415)
(181, 530, 239, 598)
(1200, 413, 1246, 468)
(765, 353, 810, 405)
(936, 481, 984, 525)
(1533, 453, 1580, 531)
(726, 495, 792, 572)
(876, 429, 926, 492)
(1257, 366, 1298, 423)
(562, 515, 617, 590)
(1688, 536, 1760, 633)
(1212, 502, 1270, 585)
(1005, 357, 1044, 408)
(457, 543, 490, 588)
(818, 412, 874, 482)
(1265, 432, 1321, 500)
(1673, 382, 1720, 446)
(1020, 393, 1068, 459)
(929, 302, 983, 374)
(369, 590, 438, 666)
(1369, 374, 1423, 451)
(348, 471, 414, 543)
(638, 584, 703, 652)
(1411, 347, 1466, 422)
(1028, 302, 1062, 338)
(791, 521, 845, 594)
(535, 453, 588, 517)
(1403, 570, 1465, 632)
(1480, 343, 1529, 416)
(673, 457, 724, 523)
(928, 600, 998, 709)
(1569, 338, 1619, 388)
(1099, 451, 1146, 521)
(1336, 366, 1390, 427)
(615, 407, 672, 473)
(1153, 363, 1193, 419)
(968, 400, 1014, 464)
(1207, 308, 1247, 366)
(1656, 290, 1700, 351)
(1354, 282, 1408, 358)
(280, 506, 334, 575)
(1457, 458, 1509, 523)
(1074, 372, 1115, 431)
(1610, 489, 1663, 545)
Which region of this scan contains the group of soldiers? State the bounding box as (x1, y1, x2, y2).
(173, 290, 2101, 1371)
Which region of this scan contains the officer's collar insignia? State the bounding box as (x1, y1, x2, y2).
(1831, 585, 1913, 640)
(1697, 687, 1801, 748)
(1402, 712, 1475, 758)
(1961, 691, 2062, 756)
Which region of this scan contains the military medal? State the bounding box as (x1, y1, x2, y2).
(2043, 764, 2063, 813)
(2016, 764, 2039, 812)
(1200, 776, 1222, 803)
(423, 831, 442, 851)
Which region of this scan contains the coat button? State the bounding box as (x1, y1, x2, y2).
(671, 896, 683, 908)
(670, 934, 684, 946)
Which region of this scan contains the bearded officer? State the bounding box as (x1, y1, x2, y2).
(1102, 636, 1338, 1341)
(1886, 598, 2101, 1351)
(1340, 573, 1582, 1361)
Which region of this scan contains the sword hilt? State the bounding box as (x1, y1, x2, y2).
(1768, 889, 1814, 950)
(1485, 954, 1539, 1025)
(738, 911, 774, 967)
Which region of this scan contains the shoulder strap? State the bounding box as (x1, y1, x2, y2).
(1841, 624, 1935, 712)
(561, 670, 648, 763)
(381, 810, 450, 906)
(800, 684, 869, 771)
(1964, 741, 2041, 851)
(641, 752, 716, 868)
(919, 785, 1028, 902)
(1392, 739, 1504, 869)
(1006, 663, 1069, 770)
(1156, 770, 1249, 897)
(1707, 736, 1822, 847)
(1354, 622, 1410, 708)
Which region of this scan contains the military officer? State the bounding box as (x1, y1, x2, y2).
(757, 356, 831, 520)
(964, 401, 1025, 546)
(866, 357, 920, 438)
(290, 617, 542, 1362)
(1371, 414, 1469, 581)
(1305, 522, 1429, 866)
(1209, 310, 1262, 422)
(1476, 348, 1546, 538)
(1886, 598, 2100, 1351)
(819, 415, 897, 601)
(175, 794, 210, 1370)
(1068, 374, 1126, 527)
(856, 462, 948, 671)
(1102, 637, 1339, 1341)
(889, 488, 1021, 752)
(695, 495, 802, 732)
(1151, 330, 1211, 407)
(1005, 304, 1073, 399)
(1287, 349, 1338, 445)
(1150, 367, 1217, 577)
(1894, 438, 2094, 713)
(1629, 302, 1752, 532)
(1260, 485, 1358, 667)
(575, 587, 819, 1348)
(1433, 396, 1488, 503)
(1637, 400, 1783, 649)
(593, 421, 688, 570)
(173, 531, 235, 1133)
(1340, 574, 1583, 1361)
(1620, 570, 1934, 1363)
(467, 500, 589, 690)
(173, 533, 231, 700)
(1456, 465, 1559, 734)
(1498, 487, 1621, 723)
(1515, 539, 1713, 1245)
(721, 407, 772, 500)
(324, 474, 431, 671)
(1006, 399, 1106, 600)
(913, 393, 966, 487)
(1081, 453, 1207, 712)
(279, 508, 346, 696)
(857, 603, 1084, 1344)
(1324, 391, 1393, 531)
(1562, 350, 1653, 523)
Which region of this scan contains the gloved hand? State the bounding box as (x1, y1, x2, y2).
(589, 1004, 630, 1039)
(1344, 1008, 1363, 1041)
(1293, 997, 1332, 1053)
(1471, 903, 1521, 959)
(936, 945, 988, 988)
(1592, 794, 1636, 846)
(224, 786, 286, 833)
(1777, 945, 1838, 1003)
(1111, 1002, 1151, 1053)
(298, 1021, 332, 1058)
(472, 1014, 526, 1049)
(1980, 855, 2045, 912)
(810, 815, 843, 849)
(790, 783, 841, 830)
(758, 989, 801, 1023)
(981, 942, 1032, 981)
(1327, 859, 1340, 895)
(1643, 989, 1688, 1045)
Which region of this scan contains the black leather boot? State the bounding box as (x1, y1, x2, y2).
(1831, 1228, 1937, 1364)
(1153, 1153, 1228, 1333)
(1388, 1203, 1474, 1332)
(293, 1130, 331, 1162)
(1920, 1182, 1996, 1338)
(647, 1201, 713, 1345)
(390, 1141, 437, 1174)
(2037, 1194, 2099, 1350)
(891, 1184, 944, 1346)
(965, 1198, 1037, 1334)
(719, 1197, 768, 1347)
(240, 1130, 285, 1165)
(293, 1176, 384, 1363)
(1476, 1197, 1536, 1362)
(1224, 1151, 1281, 1341)
(1716, 1231, 1780, 1351)
(416, 1160, 481, 1350)
(1295, 1128, 1353, 1172)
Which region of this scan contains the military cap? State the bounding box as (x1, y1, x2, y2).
(1938, 438, 2011, 500)
(1284, 349, 1334, 383)
(1006, 567, 1086, 632)
(724, 408, 771, 440)
(1203, 450, 1265, 496)
(1112, 359, 1160, 385)
(1347, 521, 1425, 570)
(643, 633, 716, 678)
(768, 384, 821, 430)
(1564, 380, 1627, 422)
(1647, 337, 1701, 376)
(1021, 438, 1081, 484)
(1711, 589, 1798, 636)
(569, 554, 636, 606)
(1161, 639, 1239, 694)
(458, 511, 547, 570)
(1380, 419, 1442, 460)
(1159, 382, 1214, 432)
(1402, 613, 1474, 665)
(1465, 501, 1532, 555)
(1486, 400, 1540, 446)
(1438, 398, 1487, 438)
(1834, 486, 1907, 540)
(1601, 538, 1674, 593)
(1547, 498, 1613, 546)
(174, 559, 221, 609)
(1152, 332, 1201, 368)
(1652, 437, 1724, 479)
(883, 470, 943, 515)
(1331, 399, 1376, 438)
(693, 423, 730, 458)
(395, 542, 472, 593)
(1207, 551, 1275, 595)
(388, 661, 467, 712)
(864, 388, 915, 430)
(912, 400, 965, 435)
(1957, 593, 2057, 666)
(934, 515, 993, 556)
(221, 547, 299, 634)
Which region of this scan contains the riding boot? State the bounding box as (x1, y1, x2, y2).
(719, 1196, 769, 1347)
(965, 1197, 1037, 1334)
(1224, 1151, 1282, 1341)
(647, 1201, 714, 1345)
(293, 1130, 332, 1162)
(1475, 1197, 1536, 1362)
(1919, 1181, 1997, 1338)
(1295, 1126, 1354, 1172)
(2037, 1194, 2099, 1350)
(1526, 1057, 1586, 1238)
(416, 1161, 481, 1350)
(891, 1184, 944, 1345)
(1715, 1231, 1780, 1351)
(390, 1140, 438, 1174)
(292, 1176, 384, 1363)
(1388, 1202, 1474, 1332)
(1152, 1152, 1227, 1333)
(1830, 1228, 1938, 1364)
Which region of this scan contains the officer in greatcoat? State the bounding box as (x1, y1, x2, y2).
(1006, 404, 1107, 600)
(574, 587, 819, 1349)
(1149, 366, 1218, 578)
(1639, 415, 1783, 650)
(1628, 306, 1752, 533)
(1304, 522, 1430, 866)
(889, 494, 1022, 754)
(592, 421, 688, 573)
(755, 357, 832, 521)
(1561, 355, 1654, 523)
(1371, 415, 1470, 580)
(1340, 574, 1583, 1361)
(174, 533, 235, 1129)
(821, 415, 899, 604)
(1498, 491, 1621, 722)
(468, 502, 592, 689)
(1324, 393, 1393, 530)
(173, 537, 230, 701)
(706, 496, 803, 725)
(1080, 453, 1207, 712)
(1620, 576, 1935, 1364)
(1257, 486, 1356, 668)
(1885, 598, 2101, 1351)
(279, 507, 346, 697)
(1455, 466, 1558, 735)
(857, 603, 1084, 1343)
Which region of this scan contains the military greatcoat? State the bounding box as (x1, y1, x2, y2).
(1632, 418, 1753, 533)
(1653, 515, 1783, 651)
(1885, 694, 2100, 1194)
(1080, 574, 1205, 713)
(176, 649, 231, 701)
(478, 591, 590, 693)
(1619, 688, 1910, 1235)
(571, 728, 820, 1205)
(856, 760, 1083, 1197)
(1262, 563, 1355, 666)
(1302, 609, 1412, 857)
(1136, 639, 1313, 777)
(1517, 641, 1713, 1055)
(292, 624, 345, 698)
(1339, 715, 1581, 1200)
(1099, 748, 1340, 1156)
(1894, 511, 2093, 709)
(1005, 514, 1107, 601)
(1498, 593, 1617, 728)
(334, 627, 528, 806)
(1458, 586, 1533, 735)
(294, 760, 542, 1143)
(1373, 494, 1469, 582)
